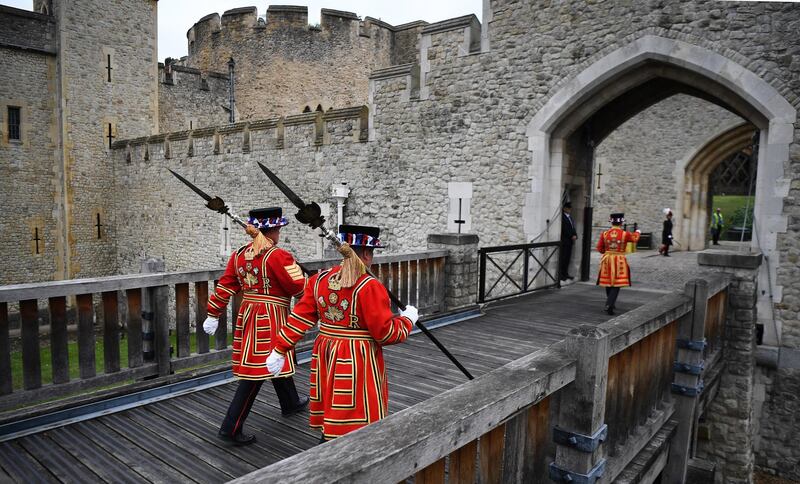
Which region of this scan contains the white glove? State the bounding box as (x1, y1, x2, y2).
(635, 229, 641, 234)
(203, 316, 219, 335)
(267, 351, 286, 375)
(668, 234, 673, 239)
(400, 305, 419, 324)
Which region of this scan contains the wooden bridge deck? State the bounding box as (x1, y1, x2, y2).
(0, 283, 658, 483)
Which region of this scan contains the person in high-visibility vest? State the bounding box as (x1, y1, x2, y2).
(710, 208, 724, 245)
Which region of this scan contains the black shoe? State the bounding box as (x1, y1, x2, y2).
(663, 254, 670, 257)
(566, 275, 574, 280)
(218, 431, 257, 446)
(604, 305, 614, 315)
(282, 395, 310, 417)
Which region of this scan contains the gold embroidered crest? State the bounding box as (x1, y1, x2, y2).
(327, 273, 342, 291)
(340, 299, 349, 310)
(328, 293, 338, 304)
(324, 306, 344, 322)
(243, 272, 259, 287)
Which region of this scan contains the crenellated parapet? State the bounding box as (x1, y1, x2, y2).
(368, 13, 483, 111)
(113, 106, 369, 162)
(183, 5, 427, 120)
(158, 60, 230, 133)
(0, 4, 56, 54)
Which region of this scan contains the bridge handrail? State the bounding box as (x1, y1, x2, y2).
(602, 292, 692, 357)
(0, 249, 448, 412)
(229, 341, 577, 483)
(233, 273, 734, 483)
(0, 250, 449, 303)
(477, 240, 560, 254)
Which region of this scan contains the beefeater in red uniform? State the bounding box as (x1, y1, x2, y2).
(266, 224, 418, 442)
(202, 207, 309, 445)
(596, 212, 640, 315)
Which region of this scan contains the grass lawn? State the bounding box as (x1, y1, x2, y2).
(10, 332, 231, 391)
(712, 195, 754, 236)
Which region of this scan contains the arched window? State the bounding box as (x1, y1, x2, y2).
(302, 106, 311, 113)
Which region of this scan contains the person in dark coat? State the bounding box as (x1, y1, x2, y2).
(659, 209, 674, 257)
(560, 202, 578, 280)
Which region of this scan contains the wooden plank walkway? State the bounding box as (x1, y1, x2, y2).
(0, 283, 657, 483)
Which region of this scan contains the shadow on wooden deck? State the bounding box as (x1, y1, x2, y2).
(0, 283, 657, 483)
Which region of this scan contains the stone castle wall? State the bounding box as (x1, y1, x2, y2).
(0, 5, 55, 53)
(158, 63, 229, 133)
(183, 5, 426, 120)
(55, 0, 159, 279)
(111, 108, 373, 273)
(0, 42, 59, 284)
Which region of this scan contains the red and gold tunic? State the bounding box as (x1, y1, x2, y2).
(207, 243, 306, 380)
(596, 227, 640, 287)
(274, 266, 413, 440)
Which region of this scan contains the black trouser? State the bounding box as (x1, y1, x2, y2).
(711, 227, 721, 244)
(605, 287, 621, 310)
(560, 241, 573, 279)
(220, 377, 302, 436)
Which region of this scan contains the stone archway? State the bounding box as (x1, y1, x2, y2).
(675, 122, 757, 251)
(525, 34, 795, 344)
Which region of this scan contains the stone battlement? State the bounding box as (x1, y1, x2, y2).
(0, 4, 56, 54)
(183, 5, 428, 119)
(112, 106, 369, 161)
(186, 5, 423, 63)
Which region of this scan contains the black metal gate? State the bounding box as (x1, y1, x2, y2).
(477, 241, 561, 303)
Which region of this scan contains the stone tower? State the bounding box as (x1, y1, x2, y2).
(0, 0, 159, 282)
(53, 0, 159, 279)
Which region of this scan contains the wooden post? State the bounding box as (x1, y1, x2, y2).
(152, 282, 171, 376)
(551, 325, 610, 482)
(175, 283, 190, 358)
(0, 303, 11, 395)
(663, 279, 708, 482)
(49, 296, 69, 384)
(101, 291, 121, 374)
(140, 258, 168, 374)
(195, 281, 209, 354)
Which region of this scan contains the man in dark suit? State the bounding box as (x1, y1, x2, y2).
(560, 202, 578, 281)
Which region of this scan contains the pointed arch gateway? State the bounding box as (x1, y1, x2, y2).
(675, 122, 757, 251)
(525, 35, 795, 344)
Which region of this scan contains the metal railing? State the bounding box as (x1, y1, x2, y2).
(477, 241, 560, 303)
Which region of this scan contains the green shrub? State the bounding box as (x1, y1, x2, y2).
(729, 205, 754, 229)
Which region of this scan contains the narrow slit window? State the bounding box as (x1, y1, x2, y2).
(8, 106, 21, 141)
(95, 213, 104, 239)
(106, 122, 115, 149)
(106, 54, 113, 82)
(32, 227, 42, 254)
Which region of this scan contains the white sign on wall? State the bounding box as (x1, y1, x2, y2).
(447, 181, 473, 233)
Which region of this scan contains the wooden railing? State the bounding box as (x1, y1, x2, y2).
(232, 275, 731, 483)
(230, 342, 576, 484)
(0, 250, 447, 412)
